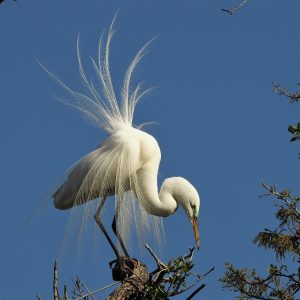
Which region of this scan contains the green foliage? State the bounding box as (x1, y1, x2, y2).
(272, 82, 300, 104)
(221, 184, 300, 299)
(220, 83, 300, 299)
(272, 82, 300, 146)
(288, 124, 300, 142)
(253, 187, 300, 260)
(220, 183, 300, 300)
(220, 93, 300, 300)
(143, 251, 200, 299)
(222, 260, 300, 299)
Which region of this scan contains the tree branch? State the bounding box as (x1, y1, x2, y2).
(222, 0, 249, 15)
(272, 81, 300, 104)
(53, 260, 59, 300)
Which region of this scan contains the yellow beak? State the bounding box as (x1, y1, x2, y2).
(192, 216, 200, 249)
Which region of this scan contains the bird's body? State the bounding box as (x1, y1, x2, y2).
(54, 125, 162, 212)
(49, 16, 200, 250)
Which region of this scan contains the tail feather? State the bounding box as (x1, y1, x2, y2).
(40, 15, 152, 133)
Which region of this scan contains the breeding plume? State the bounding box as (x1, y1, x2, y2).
(50, 17, 200, 255)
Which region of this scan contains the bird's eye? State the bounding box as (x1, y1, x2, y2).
(190, 203, 197, 217)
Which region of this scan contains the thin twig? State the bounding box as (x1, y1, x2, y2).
(272, 81, 300, 104)
(53, 260, 59, 300)
(72, 277, 84, 297)
(168, 282, 197, 297)
(82, 282, 96, 300)
(63, 285, 68, 300)
(186, 284, 206, 300)
(184, 247, 195, 262)
(74, 282, 119, 300)
(262, 182, 300, 217)
(222, 0, 249, 15)
(145, 243, 167, 269)
(197, 266, 215, 280)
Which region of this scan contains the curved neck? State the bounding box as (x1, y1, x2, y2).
(136, 163, 178, 217)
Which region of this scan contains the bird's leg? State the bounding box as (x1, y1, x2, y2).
(112, 214, 130, 257)
(94, 198, 120, 259)
(112, 200, 130, 257)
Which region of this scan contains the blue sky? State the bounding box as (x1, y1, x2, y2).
(1, 1, 300, 299)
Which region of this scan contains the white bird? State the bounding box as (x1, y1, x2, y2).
(48, 17, 200, 256)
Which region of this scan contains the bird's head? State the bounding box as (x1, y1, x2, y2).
(184, 194, 200, 249)
(164, 177, 200, 249)
(182, 187, 200, 249)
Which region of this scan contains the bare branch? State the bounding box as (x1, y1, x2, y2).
(145, 243, 168, 269)
(272, 81, 300, 104)
(194, 266, 215, 280)
(74, 282, 119, 300)
(222, 0, 249, 15)
(186, 284, 206, 300)
(81, 282, 96, 300)
(183, 247, 195, 262)
(261, 182, 300, 217)
(62, 285, 68, 300)
(0, 0, 17, 5)
(53, 260, 59, 300)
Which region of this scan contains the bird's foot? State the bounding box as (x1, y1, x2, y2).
(109, 256, 142, 282)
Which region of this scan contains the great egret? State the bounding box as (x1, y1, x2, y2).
(48, 17, 200, 255)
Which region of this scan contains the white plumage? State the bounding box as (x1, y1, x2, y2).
(47, 16, 200, 251)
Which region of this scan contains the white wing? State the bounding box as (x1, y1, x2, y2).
(54, 134, 163, 249)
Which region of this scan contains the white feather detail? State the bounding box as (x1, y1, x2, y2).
(47, 16, 165, 250)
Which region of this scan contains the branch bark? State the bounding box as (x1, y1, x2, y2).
(53, 260, 59, 300)
(106, 257, 149, 300)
